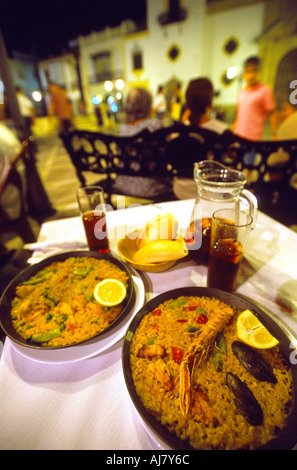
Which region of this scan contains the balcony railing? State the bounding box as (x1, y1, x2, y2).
(88, 70, 124, 84)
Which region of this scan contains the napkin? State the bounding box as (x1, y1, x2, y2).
(24, 240, 88, 252)
(24, 240, 88, 264)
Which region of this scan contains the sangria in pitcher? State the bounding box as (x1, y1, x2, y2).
(185, 160, 257, 265)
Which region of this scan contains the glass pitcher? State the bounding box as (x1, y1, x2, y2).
(185, 160, 258, 265)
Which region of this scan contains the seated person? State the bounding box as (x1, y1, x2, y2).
(0, 121, 23, 220)
(277, 110, 297, 140)
(119, 87, 162, 136)
(114, 87, 172, 198)
(174, 78, 229, 199)
(0, 121, 24, 258)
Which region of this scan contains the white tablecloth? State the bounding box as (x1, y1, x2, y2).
(1, 199, 297, 450)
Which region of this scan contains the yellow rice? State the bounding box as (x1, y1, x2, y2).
(130, 295, 294, 450)
(11, 256, 129, 347)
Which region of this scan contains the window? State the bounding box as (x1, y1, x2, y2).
(132, 51, 143, 71)
(92, 52, 111, 81)
(158, 0, 187, 25)
(47, 62, 65, 86)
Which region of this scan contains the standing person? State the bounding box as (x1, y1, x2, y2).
(174, 77, 229, 199)
(232, 56, 276, 141)
(154, 85, 167, 121)
(48, 82, 74, 135)
(94, 104, 103, 126)
(170, 83, 183, 123)
(16, 87, 35, 137)
(277, 110, 297, 140)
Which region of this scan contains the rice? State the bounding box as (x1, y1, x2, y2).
(130, 295, 294, 450)
(11, 256, 129, 347)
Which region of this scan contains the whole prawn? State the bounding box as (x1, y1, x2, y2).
(179, 306, 234, 416)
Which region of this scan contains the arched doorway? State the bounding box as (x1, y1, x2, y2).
(274, 49, 297, 109)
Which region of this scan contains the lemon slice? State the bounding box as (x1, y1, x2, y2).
(237, 309, 279, 349)
(94, 279, 127, 306)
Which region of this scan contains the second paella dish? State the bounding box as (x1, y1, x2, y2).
(10, 256, 130, 348)
(129, 295, 294, 450)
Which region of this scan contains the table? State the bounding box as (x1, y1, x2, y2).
(1, 199, 297, 450)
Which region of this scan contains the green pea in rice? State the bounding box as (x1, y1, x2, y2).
(11, 257, 129, 347)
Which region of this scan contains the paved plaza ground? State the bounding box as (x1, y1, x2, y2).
(3, 114, 151, 250)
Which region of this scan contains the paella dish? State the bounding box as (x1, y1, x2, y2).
(10, 256, 130, 347)
(129, 295, 294, 450)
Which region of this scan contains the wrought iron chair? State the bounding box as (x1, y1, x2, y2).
(61, 125, 224, 205)
(61, 125, 297, 225)
(212, 133, 297, 226)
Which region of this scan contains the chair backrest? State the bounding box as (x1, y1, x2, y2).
(212, 133, 297, 187)
(62, 128, 159, 187)
(209, 133, 297, 226)
(61, 125, 225, 184)
(151, 124, 225, 178)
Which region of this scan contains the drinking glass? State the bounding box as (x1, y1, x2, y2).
(207, 208, 253, 293)
(76, 186, 109, 253)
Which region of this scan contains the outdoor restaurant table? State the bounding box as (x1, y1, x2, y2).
(0, 198, 297, 450)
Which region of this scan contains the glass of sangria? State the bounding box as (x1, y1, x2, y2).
(76, 186, 109, 253)
(207, 208, 253, 292)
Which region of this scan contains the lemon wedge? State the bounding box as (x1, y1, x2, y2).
(237, 309, 279, 349)
(94, 279, 127, 307)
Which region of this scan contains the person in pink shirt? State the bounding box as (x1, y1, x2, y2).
(233, 56, 276, 141)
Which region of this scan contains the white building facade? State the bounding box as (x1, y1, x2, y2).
(37, 0, 297, 122)
(79, 0, 269, 119)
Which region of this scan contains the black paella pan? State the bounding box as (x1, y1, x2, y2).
(0, 250, 134, 350)
(122, 286, 297, 450)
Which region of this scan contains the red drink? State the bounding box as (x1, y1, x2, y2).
(82, 210, 109, 253)
(207, 238, 243, 292)
(185, 217, 212, 265)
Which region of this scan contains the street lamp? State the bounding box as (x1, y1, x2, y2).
(226, 66, 237, 80)
(104, 80, 113, 92)
(32, 91, 42, 102)
(115, 79, 124, 90)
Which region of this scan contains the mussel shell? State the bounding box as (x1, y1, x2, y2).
(232, 341, 277, 383)
(226, 372, 264, 426)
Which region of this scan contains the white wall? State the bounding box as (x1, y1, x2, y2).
(124, 0, 206, 98)
(145, 0, 205, 95)
(202, 2, 265, 106)
(124, 0, 265, 109)
(79, 25, 131, 112)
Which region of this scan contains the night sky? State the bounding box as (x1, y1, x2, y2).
(0, 0, 147, 58)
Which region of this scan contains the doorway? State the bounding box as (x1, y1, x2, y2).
(274, 48, 297, 109)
